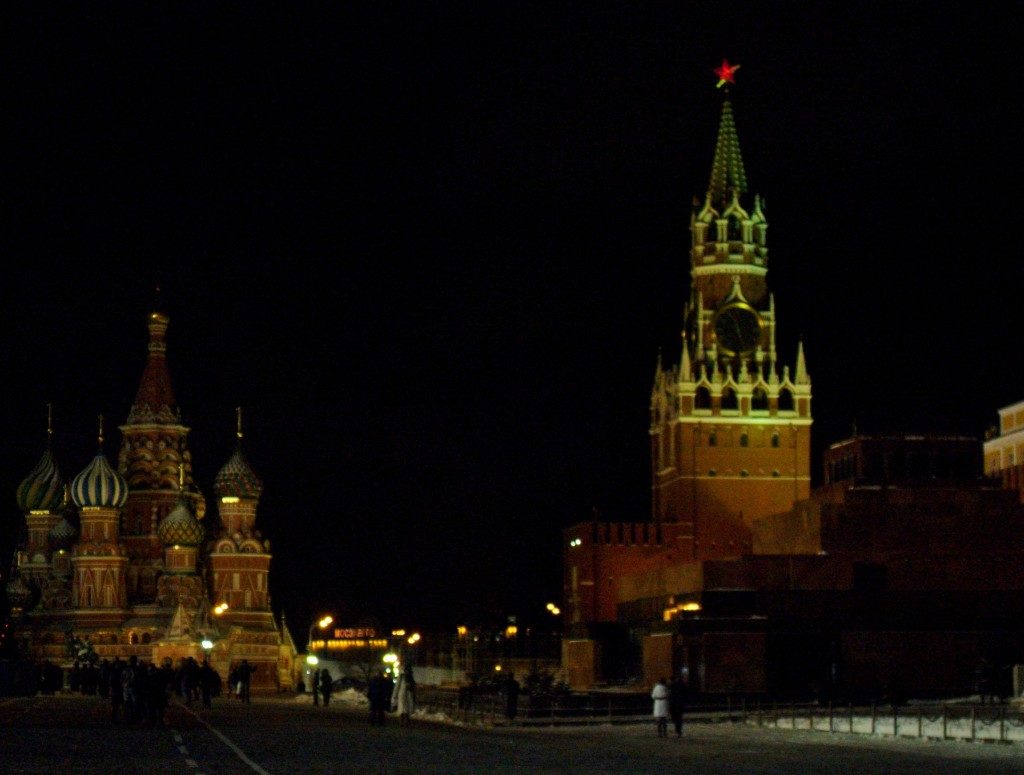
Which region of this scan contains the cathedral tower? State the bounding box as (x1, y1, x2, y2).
(117, 310, 205, 603)
(69, 418, 130, 619)
(649, 63, 812, 559)
(207, 410, 273, 627)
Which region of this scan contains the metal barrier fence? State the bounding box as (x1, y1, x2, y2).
(416, 687, 1024, 744)
(752, 701, 1024, 744)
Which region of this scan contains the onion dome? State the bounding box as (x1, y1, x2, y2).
(17, 445, 64, 513)
(5, 574, 32, 610)
(214, 409, 263, 499)
(49, 514, 77, 551)
(72, 417, 128, 509)
(214, 446, 263, 500)
(157, 493, 205, 547)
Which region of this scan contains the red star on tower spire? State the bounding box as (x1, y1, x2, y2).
(714, 59, 740, 88)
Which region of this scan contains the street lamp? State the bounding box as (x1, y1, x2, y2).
(307, 614, 334, 653)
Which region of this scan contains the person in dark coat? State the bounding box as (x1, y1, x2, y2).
(669, 675, 687, 737)
(235, 659, 256, 703)
(200, 659, 217, 708)
(320, 669, 333, 707)
(108, 657, 124, 723)
(98, 659, 110, 699)
(311, 668, 320, 705)
(367, 671, 392, 726)
(505, 674, 520, 723)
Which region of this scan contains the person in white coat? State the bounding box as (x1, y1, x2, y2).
(651, 677, 670, 738)
(391, 667, 416, 727)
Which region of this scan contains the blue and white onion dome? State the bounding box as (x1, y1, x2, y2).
(157, 494, 205, 547)
(214, 446, 263, 500)
(16, 445, 65, 513)
(71, 450, 128, 509)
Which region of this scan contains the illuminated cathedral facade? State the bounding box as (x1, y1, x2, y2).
(5, 311, 296, 691)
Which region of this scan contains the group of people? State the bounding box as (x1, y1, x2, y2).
(365, 667, 416, 726)
(650, 675, 687, 738)
(310, 668, 333, 706)
(92, 654, 230, 724)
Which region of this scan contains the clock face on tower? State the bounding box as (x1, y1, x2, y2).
(712, 302, 763, 355)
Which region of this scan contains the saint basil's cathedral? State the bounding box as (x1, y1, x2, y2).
(4, 310, 297, 692)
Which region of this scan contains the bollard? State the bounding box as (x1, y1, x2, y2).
(871, 702, 876, 735)
(971, 705, 976, 742)
(942, 704, 947, 739)
(828, 701, 833, 733)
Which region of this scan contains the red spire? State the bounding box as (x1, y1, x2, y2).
(126, 311, 181, 424)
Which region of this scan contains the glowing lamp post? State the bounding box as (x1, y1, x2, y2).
(307, 614, 334, 654)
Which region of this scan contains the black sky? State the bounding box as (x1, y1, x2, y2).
(2, 4, 1021, 635)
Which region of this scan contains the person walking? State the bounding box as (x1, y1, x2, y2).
(651, 677, 670, 738)
(235, 659, 256, 703)
(311, 668, 320, 706)
(108, 657, 124, 724)
(391, 667, 416, 727)
(504, 673, 520, 724)
(669, 674, 686, 737)
(319, 668, 333, 707)
(123, 656, 141, 724)
(367, 670, 391, 726)
(200, 659, 217, 708)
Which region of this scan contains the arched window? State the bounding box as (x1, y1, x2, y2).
(752, 387, 768, 410)
(695, 386, 711, 409)
(728, 215, 742, 240)
(778, 389, 794, 411)
(721, 387, 738, 410)
(129, 632, 138, 645)
(771, 432, 780, 448)
(740, 432, 749, 447)
(709, 431, 717, 447)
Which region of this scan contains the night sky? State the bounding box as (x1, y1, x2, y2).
(2, 5, 1021, 635)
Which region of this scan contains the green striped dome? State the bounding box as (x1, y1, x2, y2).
(16, 446, 64, 513)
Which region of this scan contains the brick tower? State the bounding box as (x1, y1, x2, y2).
(649, 65, 812, 559)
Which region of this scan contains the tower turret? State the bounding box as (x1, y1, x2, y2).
(207, 409, 272, 621)
(70, 417, 129, 611)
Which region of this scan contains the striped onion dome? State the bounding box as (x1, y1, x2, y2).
(71, 450, 128, 509)
(157, 495, 205, 547)
(16, 445, 64, 513)
(214, 446, 263, 500)
(49, 514, 77, 550)
(5, 574, 32, 608)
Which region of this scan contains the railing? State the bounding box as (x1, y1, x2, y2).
(415, 687, 1024, 744)
(751, 701, 1024, 744)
